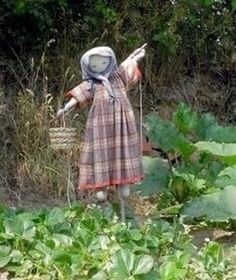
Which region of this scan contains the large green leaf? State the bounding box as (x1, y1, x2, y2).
(182, 186, 236, 221)
(195, 113, 236, 143)
(0, 256, 11, 268)
(0, 246, 11, 268)
(194, 141, 236, 165)
(130, 229, 142, 241)
(172, 103, 198, 135)
(110, 250, 155, 278)
(45, 207, 65, 227)
(0, 245, 11, 256)
(133, 255, 154, 275)
(135, 156, 170, 197)
(3, 217, 24, 236)
(110, 249, 134, 278)
(35, 241, 52, 257)
(215, 166, 236, 188)
(3, 216, 35, 241)
(10, 250, 23, 263)
(52, 233, 73, 247)
(195, 113, 218, 140)
(53, 250, 72, 265)
(145, 114, 194, 157)
(206, 126, 236, 143)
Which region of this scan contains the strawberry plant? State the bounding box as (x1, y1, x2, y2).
(0, 204, 230, 279)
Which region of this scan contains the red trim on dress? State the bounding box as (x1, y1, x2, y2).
(78, 175, 144, 190)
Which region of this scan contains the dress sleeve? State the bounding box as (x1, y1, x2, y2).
(117, 59, 142, 89)
(64, 82, 94, 109)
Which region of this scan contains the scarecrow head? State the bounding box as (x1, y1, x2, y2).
(80, 46, 118, 101)
(80, 46, 117, 78)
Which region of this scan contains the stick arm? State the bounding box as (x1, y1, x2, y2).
(51, 97, 78, 123)
(127, 43, 147, 62)
(63, 97, 78, 112)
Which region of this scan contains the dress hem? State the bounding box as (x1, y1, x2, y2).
(78, 174, 144, 190)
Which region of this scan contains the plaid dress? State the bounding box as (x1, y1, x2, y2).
(66, 59, 144, 190)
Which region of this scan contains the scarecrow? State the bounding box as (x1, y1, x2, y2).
(56, 44, 147, 222)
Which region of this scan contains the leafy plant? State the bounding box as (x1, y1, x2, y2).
(135, 156, 170, 197)
(182, 186, 236, 222)
(138, 104, 236, 223)
(199, 241, 227, 278)
(110, 250, 154, 279)
(215, 165, 236, 188)
(194, 141, 236, 165)
(145, 113, 194, 159)
(159, 251, 191, 280)
(0, 204, 230, 279)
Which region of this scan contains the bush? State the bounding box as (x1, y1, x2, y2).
(1, 0, 235, 67)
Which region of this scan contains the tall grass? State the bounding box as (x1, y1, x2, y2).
(0, 47, 90, 207)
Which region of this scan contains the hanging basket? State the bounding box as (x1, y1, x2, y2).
(49, 115, 77, 150)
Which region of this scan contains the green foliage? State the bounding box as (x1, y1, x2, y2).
(173, 103, 236, 143)
(149, 0, 234, 61)
(135, 156, 170, 197)
(110, 250, 154, 279)
(194, 141, 236, 165)
(182, 186, 236, 221)
(199, 241, 227, 278)
(170, 171, 207, 202)
(172, 103, 199, 136)
(3, 0, 67, 15)
(85, 0, 117, 27)
(2, 0, 67, 33)
(159, 251, 191, 280)
(145, 113, 194, 159)
(0, 0, 234, 68)
(140, 104, 236, 223)
(0, 204, 229, 279)
(215, 165, 236, 188)
(196, 115, 236, 143)
(0, 0, 68, 49)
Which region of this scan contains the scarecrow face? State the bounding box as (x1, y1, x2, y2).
(89, 55, 111, 73)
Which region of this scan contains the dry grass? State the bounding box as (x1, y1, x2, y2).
(0, 46, 88, 207)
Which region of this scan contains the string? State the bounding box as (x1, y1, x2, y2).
(139, 79, 143, 156)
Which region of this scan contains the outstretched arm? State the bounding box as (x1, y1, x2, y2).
(126, 43, 147, 63)
(55, 82, 94, 119)
(117, 44, 147, 89)
(56, 97, 78, 118)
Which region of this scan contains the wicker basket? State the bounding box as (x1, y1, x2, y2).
(49, 116, 77, 150)
(49, 127, 77, 150)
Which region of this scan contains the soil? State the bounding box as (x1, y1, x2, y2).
(0, 183, 66, 209)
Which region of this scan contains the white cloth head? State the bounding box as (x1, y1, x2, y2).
(80, 46, 118, 100)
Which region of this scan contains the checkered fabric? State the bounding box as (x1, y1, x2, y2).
(65, 59, 144, 190)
